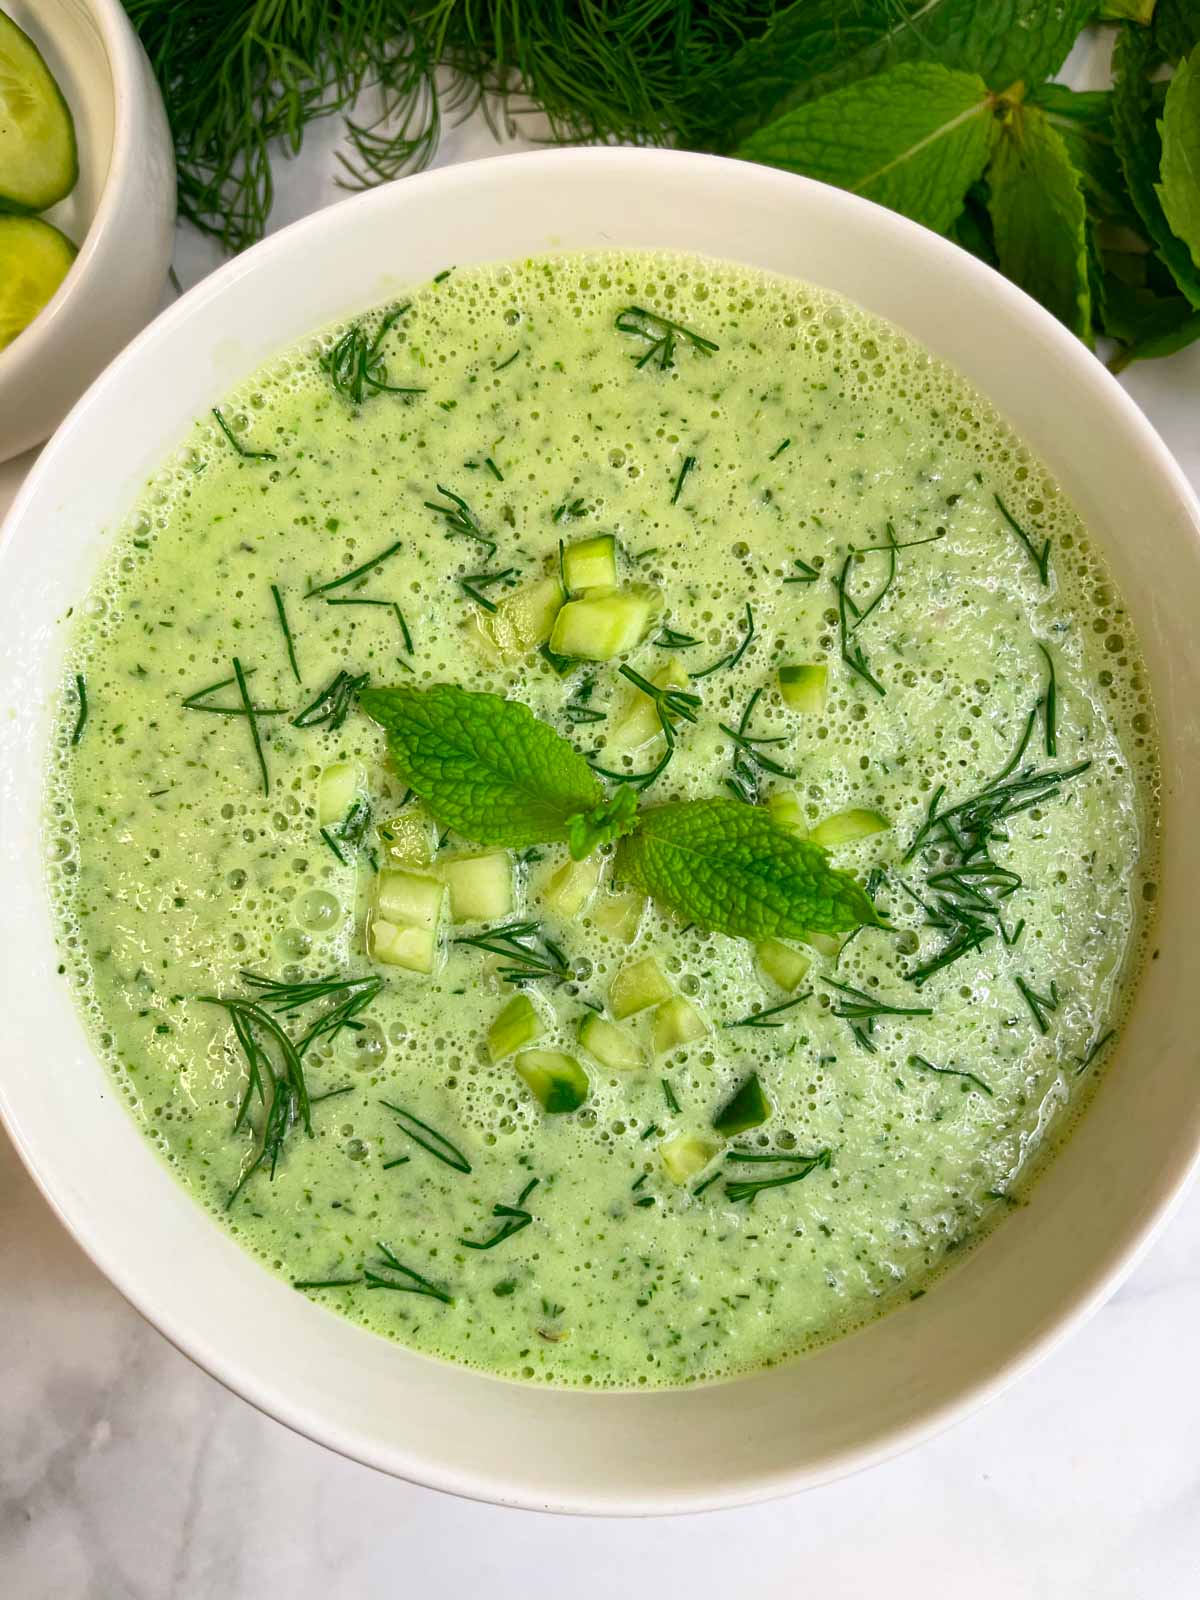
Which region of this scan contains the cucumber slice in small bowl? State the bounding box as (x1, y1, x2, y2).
(0, 10, 78, 214)
(0, 216, 76, 350)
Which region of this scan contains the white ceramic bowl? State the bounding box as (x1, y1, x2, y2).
(0, 0, 175, 462)
(2, 150, 1200, 1515)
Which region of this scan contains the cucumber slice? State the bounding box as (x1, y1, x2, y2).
(369, 917, 438, 974)
(610, 655, 689, 751)
(543, 852, 602, 917)
(578, 1012, 645, 1072)
(779, 664, 828, 713)
(562, 534, 618, 593)
(756, 938, 810, 993)
(652, 996, 708, 1055)
(0, 15, 77, 214)
(591, 890, 646, 944)
(488, 994, 542, 1062)
(515, 1049, 590, 1113)
(766, 791, 807, 835)
(804, 931, 843, 958)
(317, 761, 362, 826)
(375, 868, 444, 930)
(0, 215, 75, 349)
(475, 573, 564, 660)
(712, 1072, 772, 1136)
(660, 1132, 720, 1185)
(548, 583, 662, 661)
(610, 956, 672, 1019)
(439, 850, 514, 922)
(808, 808, 889, 847)
(378, 808, 436, 867)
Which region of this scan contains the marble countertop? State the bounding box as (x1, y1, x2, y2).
(4, 95, 1200, 1600)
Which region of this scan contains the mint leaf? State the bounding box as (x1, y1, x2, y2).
(702, 0, 1095, 151)
(1158, 45, 1200, 271)
(1103, 273, 1200, 367)
(615, 799, 879, 941)
(1029, 85, 1140, 228)
(987, 103, 1092, 339)
(360, 684, 630, 858)
(1155, 0, 1200, 63)
(567, 787, 640, 858)
(738, 63, 996, 236)
(1113, 25, 1200, 308)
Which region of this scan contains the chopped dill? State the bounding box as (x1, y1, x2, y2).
(724, 993, 810, 1029)
(423, 484, 497, 556)
(671, 454, 697, 505)
(291, 669, 368, 731)
(459, 566, 519, 612)
(321, 304, 424, 405)
(453, 920, 572, 985)
(1038, 642, 1057, 756)
(305, 538, 404, 598)
(769, 438, 791, 460)
(783, 556, 820, 584)
(692, 602, 754, 680)
(661, 1078, 681, 1114)
(1014, 975, 1060, 1035)
(231, 656, 270, 795)
(995, 493, 1051, 584)
(459, 1177, 539, 1251)
(365, 1242, 454, 1304)
(211, 406, 276, 462)
(70, 673, 88, 745)
(615, 305, 718, 370)
(379, 1100, 472, 1173)
(724, 1147, 832, 1205)
(654, 625, 700, 649)
(908, 1053, 994, 1097)
(823, 977, 932, 1054)
(721, 684, 793, 803)
(270, 585, 301, 683)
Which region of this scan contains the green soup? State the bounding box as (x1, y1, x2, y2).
(47, 251, 1158, 1388)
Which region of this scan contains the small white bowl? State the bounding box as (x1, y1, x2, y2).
(2, 150, 1200, 1514)
(0, 0, 175, 462)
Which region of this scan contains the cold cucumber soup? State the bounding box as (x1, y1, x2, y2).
(47, 250, 1158, 1389)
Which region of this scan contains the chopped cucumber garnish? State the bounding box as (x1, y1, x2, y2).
(375, 868, 445, 930)
(488, 994, 542, 1062)
(369, 917, 438, 973)
(779, 664, 828, 713)
(766, 790, 807, 834)
(543, 852, 602, 917)
(652, 995, 708, 1055)
(515, 1049, 590, 1113)
(805, 930, 843, 958)
(610, 655, 689, 751)
(439, 850, 514, 922)
(610, 955, 672, 1019)
(660, 1132, 719, 1185)
(578, 1012, 645, 1071)
(562, 533, 618, 593)
(548, 583, 662, 661)
(317, 761, 362, 826)
(475, 573, 564, 660)
(712, 1072, 772, 1135)
(0, 14, 78, 215)
(756, 938, 810, 993)
(592, 890, 646, 943)
(808, 808, 889, 847)
(0, 216, 75, 348)
(378, 808, 436, 866)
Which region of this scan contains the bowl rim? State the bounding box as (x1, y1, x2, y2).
(4, 145, 1200, 1515)
(0, 0, 146, 377)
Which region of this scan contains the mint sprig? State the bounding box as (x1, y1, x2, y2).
(362, 685, 877, 939)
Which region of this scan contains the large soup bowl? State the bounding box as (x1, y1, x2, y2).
(1, 149, 1199, 1515)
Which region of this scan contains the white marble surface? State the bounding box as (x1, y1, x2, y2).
(4, 89, 1200, 1600)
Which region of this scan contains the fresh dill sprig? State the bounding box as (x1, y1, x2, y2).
(423, 484, 497, 556)
(769, 438, 791, 460)
(720, 684, 793, 804)
(293, 1277, 361, 1291)
(70, 673, 88, 745)
(483, 456, 503, 481)
(305, 538, 404, 598)
(654, 626, 700, 649)
(459, 1177, 539, 1250)
(1038, 642, 1057, 756)
(232, 656, 271, 795)
(619, 664, 701, 734)
(379, 1100, 472, 1173)
(823, 977, 932, 1054)
(325, 596, 414, 660)
(692, 602, 754, 680)
(291, 669, 369, 731)
(453, 920, 572, 985)
(321, 304, 424, 405)
(615, 305, 718, 370)
(908, 1053, 994, 1097)
(181, 667, 285, 718)
(211, 406, 276, 462)
(995, 494, 1051, 585)
(271, 585, 301, 683)
(365, 1241, 454, 1305)
(671, 454, 697, 505)
(494, 348, 523, 372)
(662, 1078, 681, 1114)
(1014, 975, 1060, 1035)
(724, 993, 810, 1028)
(783, 556, 820, 585)
(724, 1146, 832, 1205)
(552, 497, 588, 522)
(1075, 1028, 1115, 1075)
(563, 677, 606, 727)
(458, 566, 519, 612)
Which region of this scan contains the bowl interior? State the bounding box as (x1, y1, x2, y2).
(2, 150, 1200, 1514)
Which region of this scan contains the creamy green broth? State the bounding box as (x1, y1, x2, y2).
(47, 251, 1158, 1388)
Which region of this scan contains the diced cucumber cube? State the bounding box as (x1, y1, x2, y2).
(515, 1050, 590, 1113)
(652, 996, 708, 1055)
(805, 931, 843, 958)
(610, 956, 673, 1019)
(610, 655, 689, 752)
(579, 1012, 645, 1072)
(563, 534, 618, 593)
(766, 790, 807, 835)
(592, 891, 646, 944)
(808, 808, 889, 847)
(488, 994, 542, 1063)
(543, 852, 602, 917)
(378, 808, 436, 866)
(369, 917, 438, 974)
(548, 583, 662, 661)
(375, 868, 444, 930)
(439, 850, 514, 923)
(779, 664, 828, 713)
(475, 573, 565, 661)
(756, 938, 811, 993)
(712, 1072, 772, 1136)
(660, 1132, 720, 1185)
(317, 761, 362, 826)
